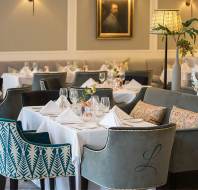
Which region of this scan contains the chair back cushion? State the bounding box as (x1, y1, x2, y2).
(32, 72, 67, 91)
(0, 87, 31, 120)
(72, 71, 107, 87)
(22, 90, 59, 106)
(125, 70, 152, 85)
(40, 78, 63, 91)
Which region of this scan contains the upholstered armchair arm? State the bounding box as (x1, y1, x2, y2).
(170, 128, 198, 173)
(118, 87, 148, 114)
(81, 145, 107, 183)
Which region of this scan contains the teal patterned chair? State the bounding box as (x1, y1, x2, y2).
(0, 118, 75, 190)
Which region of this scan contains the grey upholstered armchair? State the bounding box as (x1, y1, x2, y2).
(81, 124, 176, 190)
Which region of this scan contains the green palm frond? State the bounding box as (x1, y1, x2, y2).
(182, 18, 198, 27)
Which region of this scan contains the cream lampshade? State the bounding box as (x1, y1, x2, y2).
(150, 9, 182, 34)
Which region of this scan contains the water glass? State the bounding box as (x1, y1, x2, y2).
(82, 106, 93, 122)
(101, 97, 110, 113)
(99, 72, 106, 84)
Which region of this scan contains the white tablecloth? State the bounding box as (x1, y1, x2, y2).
(1, 73, 32, 97)
(18, 107, 155, 190)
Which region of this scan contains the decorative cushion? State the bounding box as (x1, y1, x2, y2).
(169, 106, 198, 129)
(130, 101, 166, 125)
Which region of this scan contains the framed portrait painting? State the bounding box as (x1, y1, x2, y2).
(97, 0, 133, 39)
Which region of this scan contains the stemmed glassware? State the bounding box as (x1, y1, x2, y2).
(69, 88, 79, 105)
(58, 88, 68, 110)
(59, 88, 68, 98)
(99, 72, 106, 84)
(101, 97, 110, 113)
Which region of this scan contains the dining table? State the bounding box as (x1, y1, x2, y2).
(18, 106, 156, 190)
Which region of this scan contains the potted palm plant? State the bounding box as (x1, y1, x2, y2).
(153, 18, 198, 90)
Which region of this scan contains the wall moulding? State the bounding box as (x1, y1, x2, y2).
(0, 49, 181, 62)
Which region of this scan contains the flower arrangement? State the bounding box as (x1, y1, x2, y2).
(107, 59, 129, 78)
(81, 85, 97, 121)
(82, 85, 96, 99)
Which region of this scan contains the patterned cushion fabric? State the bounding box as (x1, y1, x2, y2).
(169, 106, 198, 129)
(130, 101, 166, 125)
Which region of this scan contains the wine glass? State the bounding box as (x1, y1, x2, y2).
(59, 88, 68, 98)
(91, 95, 100, 112)
(69, 88, 79, 105)
(101, 97, 110, 113)
(99, 72, 106, 84)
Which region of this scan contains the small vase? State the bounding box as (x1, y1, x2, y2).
(171, 47, 181, 91)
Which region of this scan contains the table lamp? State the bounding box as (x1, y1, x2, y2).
(150, 9, 182, 89)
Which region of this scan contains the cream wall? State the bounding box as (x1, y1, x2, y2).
(0, 0, 67, 51)
(0, 0, 197, 61)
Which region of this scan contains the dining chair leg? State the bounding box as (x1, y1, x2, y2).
(81, 177, 88, 190)
(40, 179, 45, 190)
(10, 179, 18, 190)
(0, 175, 6, 190)
(49, 178, 55, 190)
(69, 176, 75, 190)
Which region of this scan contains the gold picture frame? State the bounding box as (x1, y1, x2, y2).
(97, 0, 133, 39)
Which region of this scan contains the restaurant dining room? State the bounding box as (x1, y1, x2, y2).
(1, 0, 198, 190)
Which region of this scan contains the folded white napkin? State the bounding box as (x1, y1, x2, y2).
(125, 79, 142, 90)
(81, 78, 98, 88)
(56, 95, 71, 108)
(56, 107, 82, 124)
(40, 101, 62, 115)
(99, 105, 132, 128)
